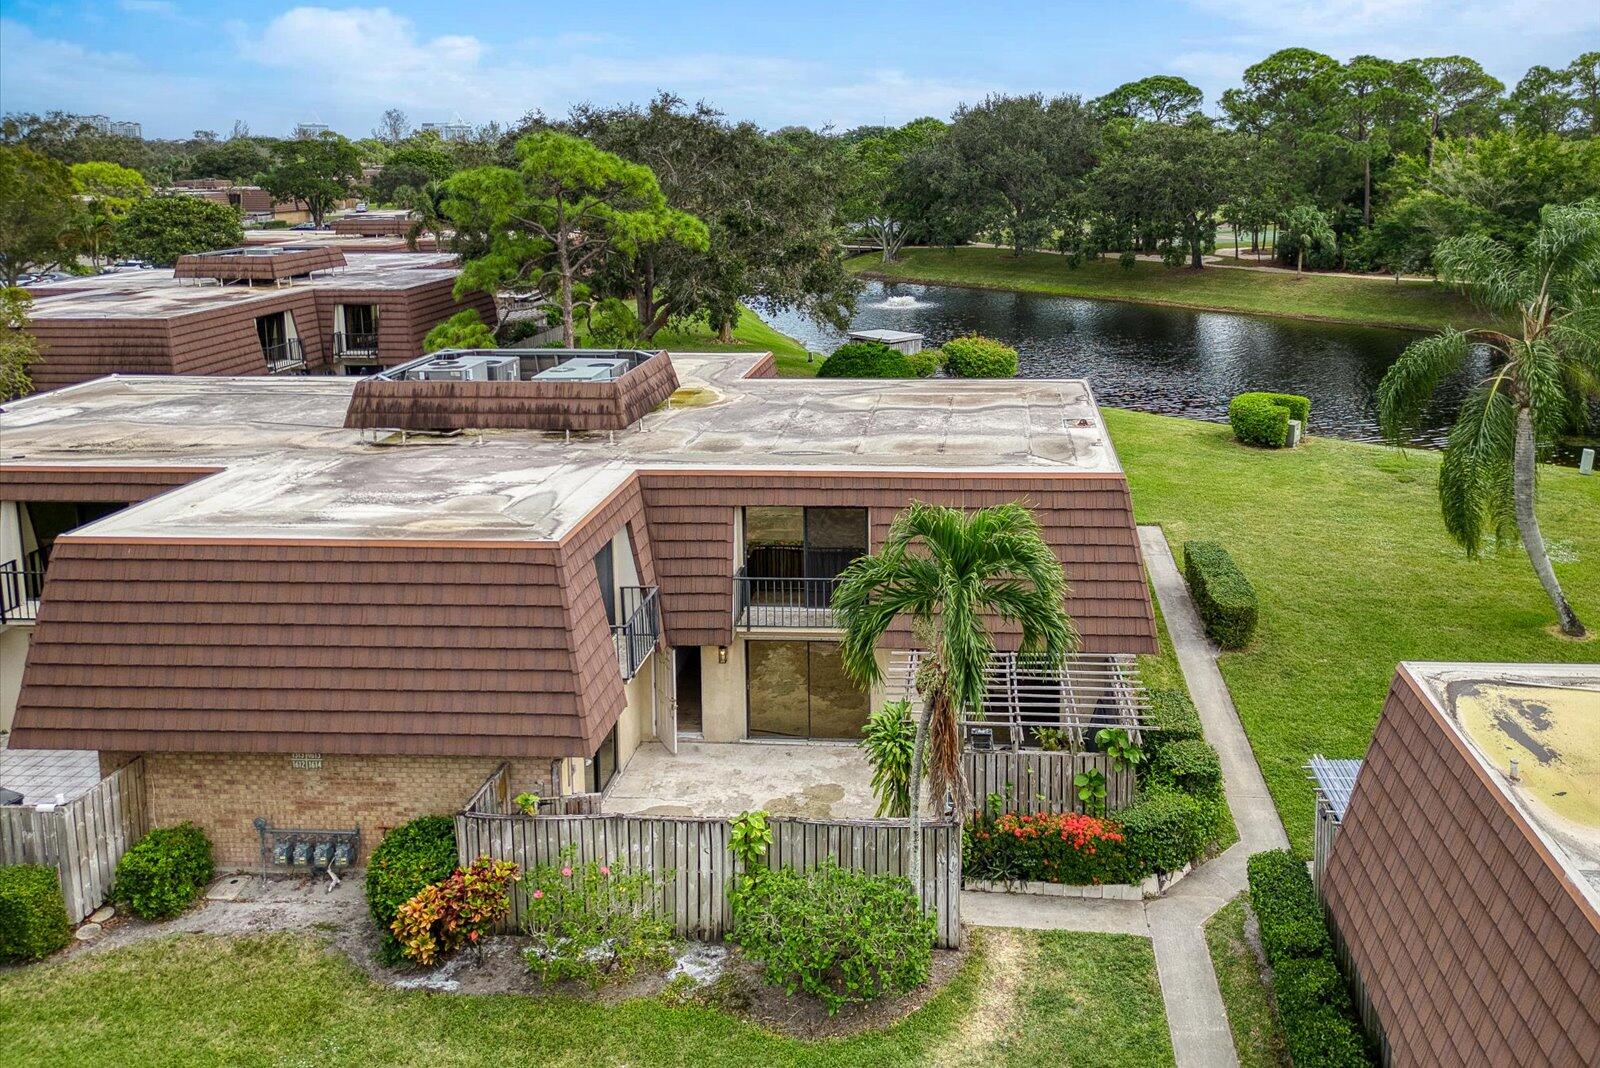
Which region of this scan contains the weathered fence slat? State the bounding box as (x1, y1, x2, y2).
(0, 758, 149, 923)
(456, 808, 962, 949)
(962, 749, 1134, 816)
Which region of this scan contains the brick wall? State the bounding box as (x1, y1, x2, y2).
(142, 752, 557, 866)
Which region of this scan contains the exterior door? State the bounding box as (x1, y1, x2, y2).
(747, 640, 869, 740)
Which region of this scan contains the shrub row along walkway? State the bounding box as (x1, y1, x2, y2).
(962, 525, 1288, 1068)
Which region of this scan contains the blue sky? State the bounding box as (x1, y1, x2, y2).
(2, 1, 1595, 138)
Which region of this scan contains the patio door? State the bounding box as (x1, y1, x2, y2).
(747, 640, 868, 740)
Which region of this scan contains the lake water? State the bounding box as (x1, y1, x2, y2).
(765, 279, 1594, 462)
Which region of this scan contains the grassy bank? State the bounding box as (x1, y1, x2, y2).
(1104, 408, 1599, 850)
(1205, 897, 1290, 1068)
(649, 307, 818, 376)
(0, 930, 1167, 1067)
(850, 247, 1496, 332)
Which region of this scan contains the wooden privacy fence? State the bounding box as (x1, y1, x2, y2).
(456, 807, 963, 949)
(0, 758, 149, 923)
(963, 749, 1135, 815)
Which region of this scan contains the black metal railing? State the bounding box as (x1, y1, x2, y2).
(0, 559, 45, 624)
(612, 586, 661, 680)
(332, 331, 380, 357)
(261, 338, 305, 373)
(734, 568, 844, 629)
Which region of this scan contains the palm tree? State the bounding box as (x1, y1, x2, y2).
(833, 502, 1078, 891)
(397, 181, 450, 253)
(1378, 201, 1599, 638)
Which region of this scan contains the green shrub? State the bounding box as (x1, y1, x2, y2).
(1151, 738, 1223, 795)
(112, 823, 214, 920)
(1246, 850, 1330, 965)
(941, 334, 1018, 378)
(817, 340, 915, 378)
(732, 861, 934, 1014)
(522, 847, 677, 986)
(497, 318, 551, 345)
(0, 865, 70, 962)
(255, 219, 291, 230)
(904, 347, 944, 377)
(423, 309, 496, 354)
(860, 700, 915, 817)
(1146, 688, 1204, 742)
(1119, 787, 1208, 876)
(392, 856, 520, 965)
(1246, 849, 1372, 1066)
(365, 815, 458, 963)
(1228, 392, 1311, 448)
(1182, 540, 1258, 649)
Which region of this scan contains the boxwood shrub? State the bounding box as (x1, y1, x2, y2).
(0, 865, 71, 962)
(365, 814, 458, 963)
(1182, 540, 1258, 649)
(903, 347, 944, 378)
(1150, 737, 1223, 795)
(1118, 787, 1208, 876)
(1228, 392, 1311, 448)
(112, 823, 215, 920)
(732, 861, 933, 1014)
(941, 334, 1018, 378)
(817, 340, 915, 378)
(1146, 688, 1204, 742)
(1247, 849, 1372, 1067)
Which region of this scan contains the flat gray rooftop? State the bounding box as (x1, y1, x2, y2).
(1406, 662, 1600, 908)
(27, 252, 461, 320)
(0, 353, 1120, 541)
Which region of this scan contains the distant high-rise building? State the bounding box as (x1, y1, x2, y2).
(107, 120, 143, 139)
(294, 122, 331, 139)
(420, 121, 471, 140)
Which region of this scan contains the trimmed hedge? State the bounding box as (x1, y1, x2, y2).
(817, 341, 916, 378)
(1146, 688, 1204, 742)
(1247, 850, 1372, 1067)
(0, 865, 71, 962)
(941, 334, 1018, 378)
(112, 823, 215, 920)
(365, 814, 458, 963)
(1118, 787, 1208, 876)
(1151, 737, 1223, 795)
(1182, 540, 1258, 649)
(1228, 392, 1311, 448)
(904, 347, 944, 378)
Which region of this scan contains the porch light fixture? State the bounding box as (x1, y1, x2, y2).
(718, 645, 728, 664)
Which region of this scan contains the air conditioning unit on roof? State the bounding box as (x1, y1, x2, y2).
(412, 354, 519, 382)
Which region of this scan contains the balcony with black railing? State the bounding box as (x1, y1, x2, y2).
(612, 585, 661, 680)
(733, 546, 859, 629)
(1, 557, 45, 624)
(332, 331, 380, 360)
(261, 338, 305, 374)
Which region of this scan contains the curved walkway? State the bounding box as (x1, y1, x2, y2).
(962, 525, 1287, 1067)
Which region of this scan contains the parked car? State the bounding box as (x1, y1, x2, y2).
(291, 222, 317, 231)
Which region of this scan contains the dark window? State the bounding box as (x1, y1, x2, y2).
(255, 311, 288, 350)
(589, 723, 618, 793)
(742, 506, 866, 579)
(747, 640, 869, 740)
(343, 304, 378, 336)
(594, 541, 616, 626)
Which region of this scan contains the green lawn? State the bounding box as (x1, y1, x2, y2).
(850, 247, 1496, 332)
(649, 308, 819, 377)
(1205, 896, 1290, 1068)
(1103, 408, 1599, 851)
(0, 929, 1167, 1067)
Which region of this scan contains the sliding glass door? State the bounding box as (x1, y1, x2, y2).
(746, 640, 869, 739)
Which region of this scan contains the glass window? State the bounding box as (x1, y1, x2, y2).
(589, 723, 618, 793)
(742, 506, 866, 579)
(747, 640, 869, 740)
(593, 541, 616, 626)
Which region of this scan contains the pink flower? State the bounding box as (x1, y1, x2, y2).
(532, 889, 544, 899)
(561, 866, 573, 878)
(599, 865, 611, 876)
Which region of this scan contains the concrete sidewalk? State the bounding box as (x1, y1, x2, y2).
(962, 526, 1287, 1068)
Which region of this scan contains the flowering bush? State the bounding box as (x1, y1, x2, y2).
(522, 846, 677, 987)
(963, 809, 1128, 884)
(390, 856, 520, 966)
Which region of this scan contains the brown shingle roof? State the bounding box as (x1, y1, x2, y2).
(1321, 665, 1600, 1066)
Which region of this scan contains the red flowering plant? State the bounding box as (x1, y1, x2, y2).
(390, 856, 520, 966)
(963, 808, 1129, 885)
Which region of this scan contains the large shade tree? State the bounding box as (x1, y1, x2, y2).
(1378, 201, 1600, 637)
(0, 146, 76, 285)
(1093, 120, 1240, 268)
(1093, 75, 1204, 124)
(843, 117, 947, 264)
(833, 503, 1078, 888)
(447, 131, 707, 347)
(259, 134, 363, 227)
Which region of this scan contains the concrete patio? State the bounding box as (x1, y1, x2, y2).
(605, 740, 879, 820)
